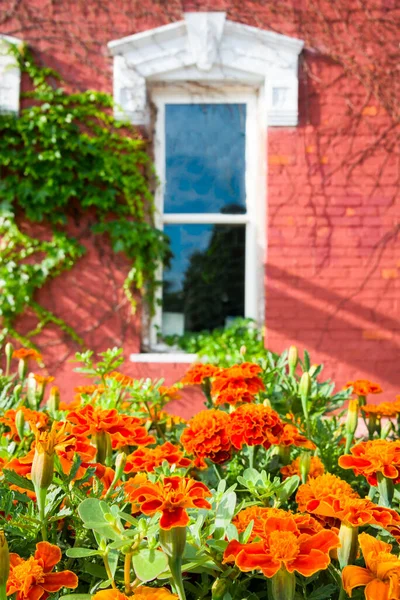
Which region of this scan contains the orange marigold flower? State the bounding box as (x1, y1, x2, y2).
(343, 532, 400, 600)
(126, 475, 212, 530)
(93, 586, 178, 600)
(158, 386, 181, 401)
(211, 363, 265, 406)
(361, 402, 400, 419)
(7, 541, 78, 600)
(59, 398, 81, 411)
(74, 384, 105, 396)
(125, 442, 191, 474)
(233, 506, 323, 541)
(224, 514, 339, 578)
(339, 440, 400, 486)
(67, 405, 155, 448)
(296, 473, 358, 513)
(180, 409, 232, 465)
(296, 474, 400, 536)
(181, 364, 220, 386)
(12, 348, 42, 362)
(281, 456, 325, 481)
(105, 371, 134, 387)
(0, 408, 48, 441)
(228, 404, 283, 450)
(275, 423, 316, 450)
(124, 473, 149, 514)
(345, 380, 382, 396)
(33, 375, 55, 386)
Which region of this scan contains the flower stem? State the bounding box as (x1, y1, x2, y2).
(103, 552, 116, 589)
(36, 487, 48, 541)
(124, 552, 132, 594)
(0, 583, 6, 600)
(377, 472, 394, 508)
(168, 556, 186, 600)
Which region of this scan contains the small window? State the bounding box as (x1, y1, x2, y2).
(151, 88, 262, 348)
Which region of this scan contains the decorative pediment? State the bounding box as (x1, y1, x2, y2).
(0, 35, 22, 114)
(108, 12, 304, 126)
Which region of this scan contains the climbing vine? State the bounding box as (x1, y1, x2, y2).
(0, 44, 171, 347)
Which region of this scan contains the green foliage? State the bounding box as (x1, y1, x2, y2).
(0, 44, 170, 345)
(162, 318, 267, 366)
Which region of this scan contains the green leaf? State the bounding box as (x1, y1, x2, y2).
(65, 548, 100, 558)
(213, 491, 236, 539)
(3, 469, 35, 491)
(131, 548, 168, 582)
(307, 584, 336, 599)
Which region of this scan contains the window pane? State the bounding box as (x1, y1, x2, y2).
(164, 104, 246, 214)
(162, 223, 245, 335)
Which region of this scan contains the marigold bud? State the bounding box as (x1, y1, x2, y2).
(18, 358, 27, 381)
(95, 431, 112, 465)
(212, 577, 230, 600)
(159, 526, 187, 559)
(345, 400, 359, 437)
(26, 373, 37, 409)
(15, 409, 25, 441)
(5, 343, 13, 376)
(299, 372, 311, 419)
(239, 345, 247, 356)
(299, 451, 311, 484)
(47, 386, 60, 415)
(338, 523, 358, 569)
(0, 530, 10, 587)
(115, 452, 127, 479)
(31, 426, 57, 491)
(288, 346, 298, 376)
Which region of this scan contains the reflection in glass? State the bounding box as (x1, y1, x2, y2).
(164, 104, 246, 214)
(162, 222, 245, 334)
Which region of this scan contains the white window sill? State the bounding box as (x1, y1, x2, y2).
(129, 353, 198, 363)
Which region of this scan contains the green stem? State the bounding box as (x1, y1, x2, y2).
(248, 446, 255, 469)
(0, 583, 7, 600)
(338, 587, 348, 600)
(36, 487, 48, 541)
(103, 552, 116, 589)
(377, 472, 394, 508)
(168, 556, 186, 600)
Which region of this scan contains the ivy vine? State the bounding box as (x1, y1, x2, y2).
(0, 44, 171, 347)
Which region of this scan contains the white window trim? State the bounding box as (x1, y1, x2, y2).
(0, 35, 22, 115)
(148, 85, 265, 352)
(107, 12, 304, 360)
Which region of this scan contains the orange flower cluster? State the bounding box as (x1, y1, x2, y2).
(124, 442, 191, 474)
(0, 408, 48, 441)
(67, 405, 155, 449)
(93, 587, 178, 600)
(12, 348, 42, 362)
(7, 541, 78, 600)
(33, 375, 55, 386)
(281, 456, 325, 481)
(296, 473, 400, 535)
(276, 423, 316, 450)
(345, 379, 382, 396)
(181, 364, 220, 386)
(361, 401, 400, 419)
(125, 475, 212, 529)
(180, 409, 232, 466)
(158, 385, 181, 401)
(339, 440, 400, 486)
(224, 513, 339, 578)
(229, 404, 283, 450)
(211, 363, 265, 406)
(343, 533, 400, 600)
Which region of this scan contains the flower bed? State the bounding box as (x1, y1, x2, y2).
(1, 344, 400, 600)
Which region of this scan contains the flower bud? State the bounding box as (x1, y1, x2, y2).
(13, 384, 22, 403)
(239, 345, 246, 356)
(15, 409, 25, 441)
(288, 346, 298, 376)
(47, 386, 60, 415)
(344, 399, 359, 454)
(18, 358, 27, 381)
(0, 530, 10, 587)
(95, 431, 112, 465)
(212, 577, 230, 600)
(338, 523, 359, 569)
(299, 451, 311, 484)
(5, 343, 13, 377)
(299, 372, 311, 419)
(271, 568, 296, 600)
(26, 373, 38, 409)
(31, 424, 58, 491)
(308, 364, 319, 377)
(115, 452, 127, 479)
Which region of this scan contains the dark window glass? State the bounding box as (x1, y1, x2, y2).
(162, 223, 245, 335)
(164, 103, 246, 214)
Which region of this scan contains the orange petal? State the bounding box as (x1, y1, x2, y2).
(364, 579, 390, 600)
(289, 549, 330, 577)
(35, 542, 61, 571)
(159, 507, 189, 530)
(93, 591, 128, 600)
(358, 532, 392, 571)
(41, 571, 79, 592)
(342, 566, 374, 595)
(9, 553, 23, 567)
(299, 530, 340, 555)
(26, 585, 46, 600)
(382, 465, 399, 479)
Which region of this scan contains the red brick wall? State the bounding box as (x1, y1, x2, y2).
(3, 0, 399, 407)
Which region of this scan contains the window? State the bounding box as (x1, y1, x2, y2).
(151, 88, 262, 348)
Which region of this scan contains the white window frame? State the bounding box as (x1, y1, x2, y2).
(145, 84, 265, 353)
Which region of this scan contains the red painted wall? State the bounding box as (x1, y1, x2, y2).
(2, 1, 399, 409)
